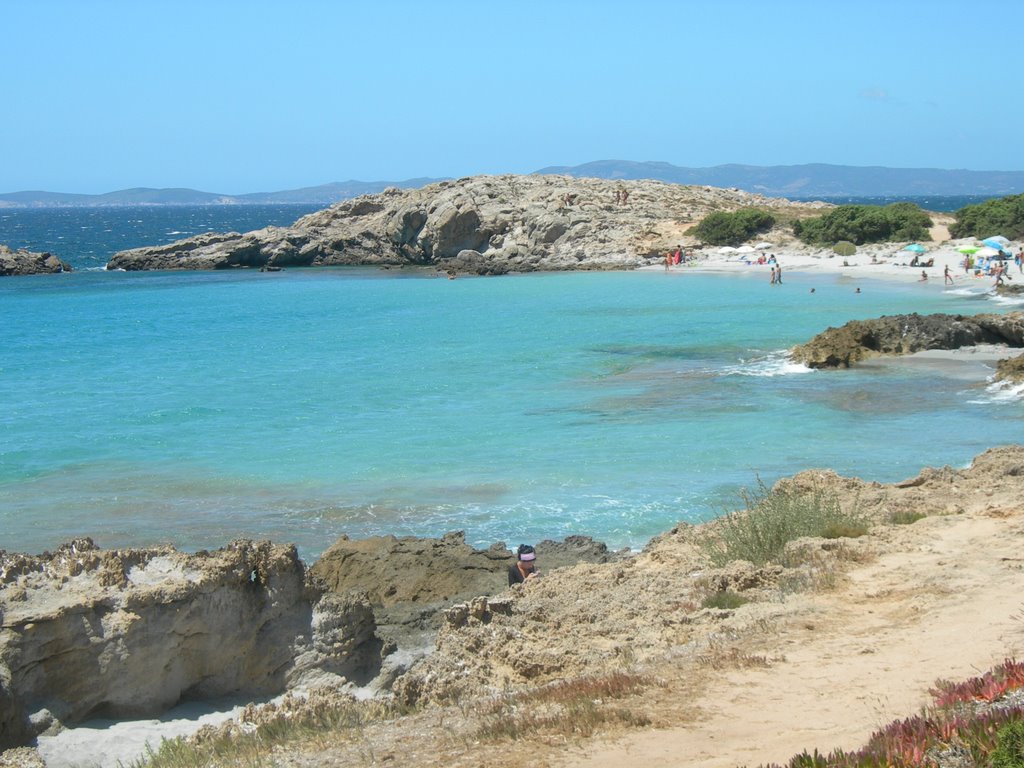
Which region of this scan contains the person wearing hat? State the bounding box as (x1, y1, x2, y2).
(508, 544, 540, 585)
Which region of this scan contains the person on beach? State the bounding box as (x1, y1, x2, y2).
(776, 264, 783, 284)
(508, 544, 539, 585)
(919, 270, 928, 281)
(770, 265, 777, 285)
(944, 265, 954, 285)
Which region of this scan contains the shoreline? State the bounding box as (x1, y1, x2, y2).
(647, 236, 1022, 290)
(5, 446, 1024, 768)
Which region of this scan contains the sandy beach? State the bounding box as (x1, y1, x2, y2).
(654, 233, 1022, 292)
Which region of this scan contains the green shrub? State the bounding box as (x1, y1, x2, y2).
(702, 479, 866, 567)
(689, 208, 776, 246)
(991, 718, 1024, 768)
(701, 590, 750, 610)
(949, 193, 1024, 240)
(793, 203, 932, 245)
(889, 510, 925, 525)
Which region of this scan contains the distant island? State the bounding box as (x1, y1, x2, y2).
(2, 162, 1023, 208)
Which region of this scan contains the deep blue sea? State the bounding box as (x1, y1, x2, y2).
(1, 206, 1022, 560)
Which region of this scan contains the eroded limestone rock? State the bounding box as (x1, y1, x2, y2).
(0, 539, 378, 749)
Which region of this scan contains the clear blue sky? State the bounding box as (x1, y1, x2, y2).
(3, 0, 1021, 194)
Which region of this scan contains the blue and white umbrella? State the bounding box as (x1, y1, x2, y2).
(983, 236, 1011, 256)
(903, 243, 927, 253)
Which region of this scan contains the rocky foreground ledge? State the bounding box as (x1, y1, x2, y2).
(790, 311, 1024, 382)
(105, 174, 825, 274)
(0, 245, 72, 276)
(0, 532, 612, 749)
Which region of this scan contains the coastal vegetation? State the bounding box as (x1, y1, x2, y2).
(701, 479, 868, 567)
(791, 202, 932, 245)
(767, 659, 1024, 768)
(949, 192, 1024, 240)
(687, 207, 776, 246)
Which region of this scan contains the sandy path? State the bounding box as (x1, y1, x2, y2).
(562, 509, 1024, 768)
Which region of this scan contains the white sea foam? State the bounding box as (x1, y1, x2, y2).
(988, 293, 1024, 308)
(944, 286, 991, 298)
(722, 351, 813, 378)
(967, 377, 1024, 405)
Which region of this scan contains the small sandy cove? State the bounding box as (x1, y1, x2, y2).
(561, 500, 1024, 768)
(651, 222, 1021, 290)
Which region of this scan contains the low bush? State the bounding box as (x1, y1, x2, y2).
(702, 590, 750, 610)
(689, 208, 776, 246)
(701, 479, 867, 567)
(792, 203, 932, 245)
(949, 193, 1024, 240)
(992, 719, 1024, 768)
(889, 510, 926, 525)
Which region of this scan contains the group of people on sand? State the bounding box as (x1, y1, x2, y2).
(664, 246, 690, 268)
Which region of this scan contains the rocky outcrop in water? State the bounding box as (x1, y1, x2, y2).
(0, 245, 72, 276)
(0, 539, 380, 749)
(106, 175, 824, 274)
(310, 532, 617, 652)
(790, 312, 1024, 378)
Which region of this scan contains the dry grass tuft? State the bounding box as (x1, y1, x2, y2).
(474, 672, 655, 742)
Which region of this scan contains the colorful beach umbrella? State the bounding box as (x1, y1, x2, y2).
(903, 243, 927, 253)
(983, 236, 1011, 250)
(956, 246, 980, 254)
(832, 241, 856, 256)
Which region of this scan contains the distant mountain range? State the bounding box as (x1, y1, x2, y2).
(0, 179, 442, 208)
(2, 162, 1022, 208)
(536, 161, 1024, 197)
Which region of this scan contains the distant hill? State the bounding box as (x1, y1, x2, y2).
(0, 179, 444, 208)
(4, 163, 1023, 208)
(534, 161, 1024, 198)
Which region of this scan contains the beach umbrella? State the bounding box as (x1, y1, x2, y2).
(736, 245, 756, 254)
(832, 241, 857, 256)
(754, 242, 773, 250)
(983, 236, 1011, 250)
(903, 243, 927, 253)
(976, 246, 1000, 258)
(956, 246, 980, 254)
(718, 246, 737, 254)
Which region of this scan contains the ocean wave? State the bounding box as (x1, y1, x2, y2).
(967, 378, 1024, 404)
(944, 286, 991, 298)
(721, 351, 813, 378)
(988, 293, 1024, 307)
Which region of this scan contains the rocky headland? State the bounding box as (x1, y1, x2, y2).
(0, 245, 72, 277)
(0, 533, 614, 752)
(105, 175, 827, 274)
(5, 446, 1023, 767)
(790, 311, 1024, 382)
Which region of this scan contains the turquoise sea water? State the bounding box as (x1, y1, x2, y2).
(1, 209, 1022, 559)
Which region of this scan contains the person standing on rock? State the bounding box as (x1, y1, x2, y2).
(509, 544, 540, 585)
